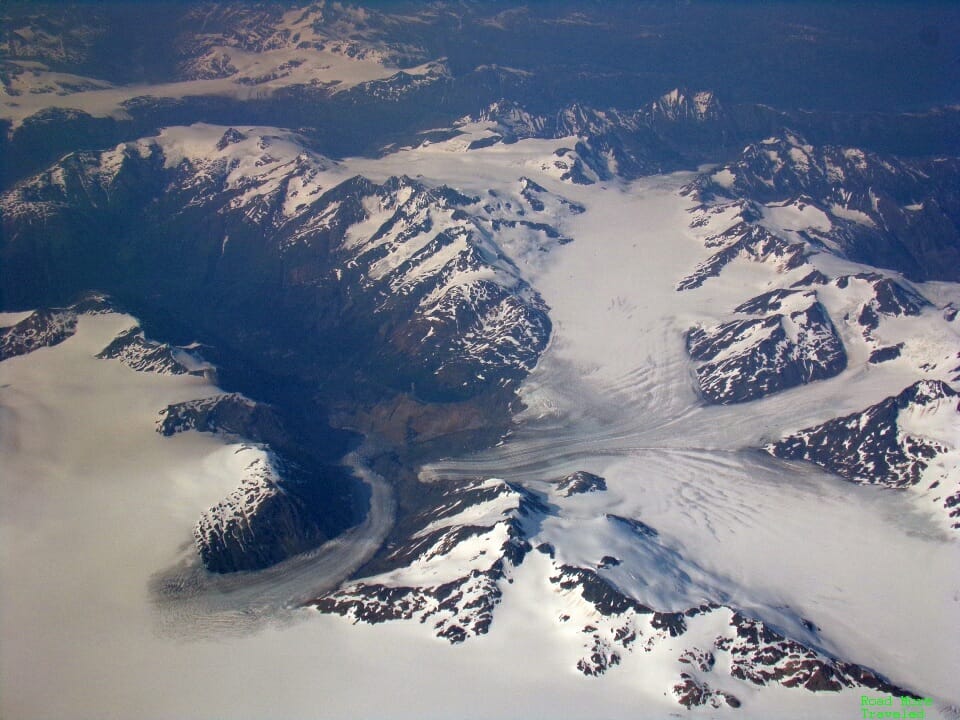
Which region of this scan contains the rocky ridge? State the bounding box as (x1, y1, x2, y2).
(0, 125, 560, 404)
(686, 293, 846, 404)
(0, 293, 114, 361)
(313, 477, 544, 642)
(767, 380, 960, 529)
(467, 89, 729, 182)
(676, 133, 957, 406)
(158, 392, 362, 573)
(0, 307, 78, 361)
(96, 325, 208, 376)
(310, 470, 919, 708)
(686, 129, 960, 282)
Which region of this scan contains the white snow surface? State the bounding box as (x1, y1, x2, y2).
(2, 130, 959, 719)
(1, 46, 443, 129)
(830, 202, 878, 227)
(761, 198, 832, 233)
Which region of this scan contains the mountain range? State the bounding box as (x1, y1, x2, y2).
(1, 3, 958, 719)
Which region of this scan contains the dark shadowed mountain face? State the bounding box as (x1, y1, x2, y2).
(0, 131, 551, 404)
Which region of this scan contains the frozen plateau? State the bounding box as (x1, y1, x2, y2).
(1, 3, 959, 720)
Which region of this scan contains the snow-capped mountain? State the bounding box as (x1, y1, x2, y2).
(0, 292, 115, 360)
(3, 110, 959, 719)
(157, 391, 364, 573)
(0, 293, 210, 377)
(675, 135, 958, 409)
(686, 292, 847, 404)
(311, 470, 920, 710)
(460, 89, 736, 180)
(0, 3, 447, 127)
(0, 123, 578, 575)
(174, 4, 433, 79)
(314, 477, 543, 641)
(96, 325, 210, 376)
(689, 129, 960, 282)
(0, 307, 80, 360)
(767, 380, 960, 529)
(0, 124, 560, 406)
(189, 443, 347, 574)
(642, 88, 724, 124)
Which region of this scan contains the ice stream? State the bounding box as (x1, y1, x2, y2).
(417, 172, 960, 702)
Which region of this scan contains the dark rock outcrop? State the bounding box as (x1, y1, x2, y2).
(96, 325, 203, 375)
(157, 393, 289, 446)
(557, 471, 607, 497)
(687, 298, 847, 404)
(0, 293, 114, 361)
(766, 380, 958, 489)
(0, 308, 77, 361)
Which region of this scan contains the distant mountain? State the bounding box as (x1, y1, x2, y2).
(464, 89, 740, 179)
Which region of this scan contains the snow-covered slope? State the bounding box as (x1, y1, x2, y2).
(687, 129, 960, 282)
(191, 447, 332, 574)
(676, 155, 958, 406)
(1, 124, 564, 401)
(312, 471, 919, 711)
(767, 380, 960, 530)
(0, 295, 364, 575)
(315, 477, 542, 642)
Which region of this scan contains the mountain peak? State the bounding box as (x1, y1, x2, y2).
(646, 87, 722, 121)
